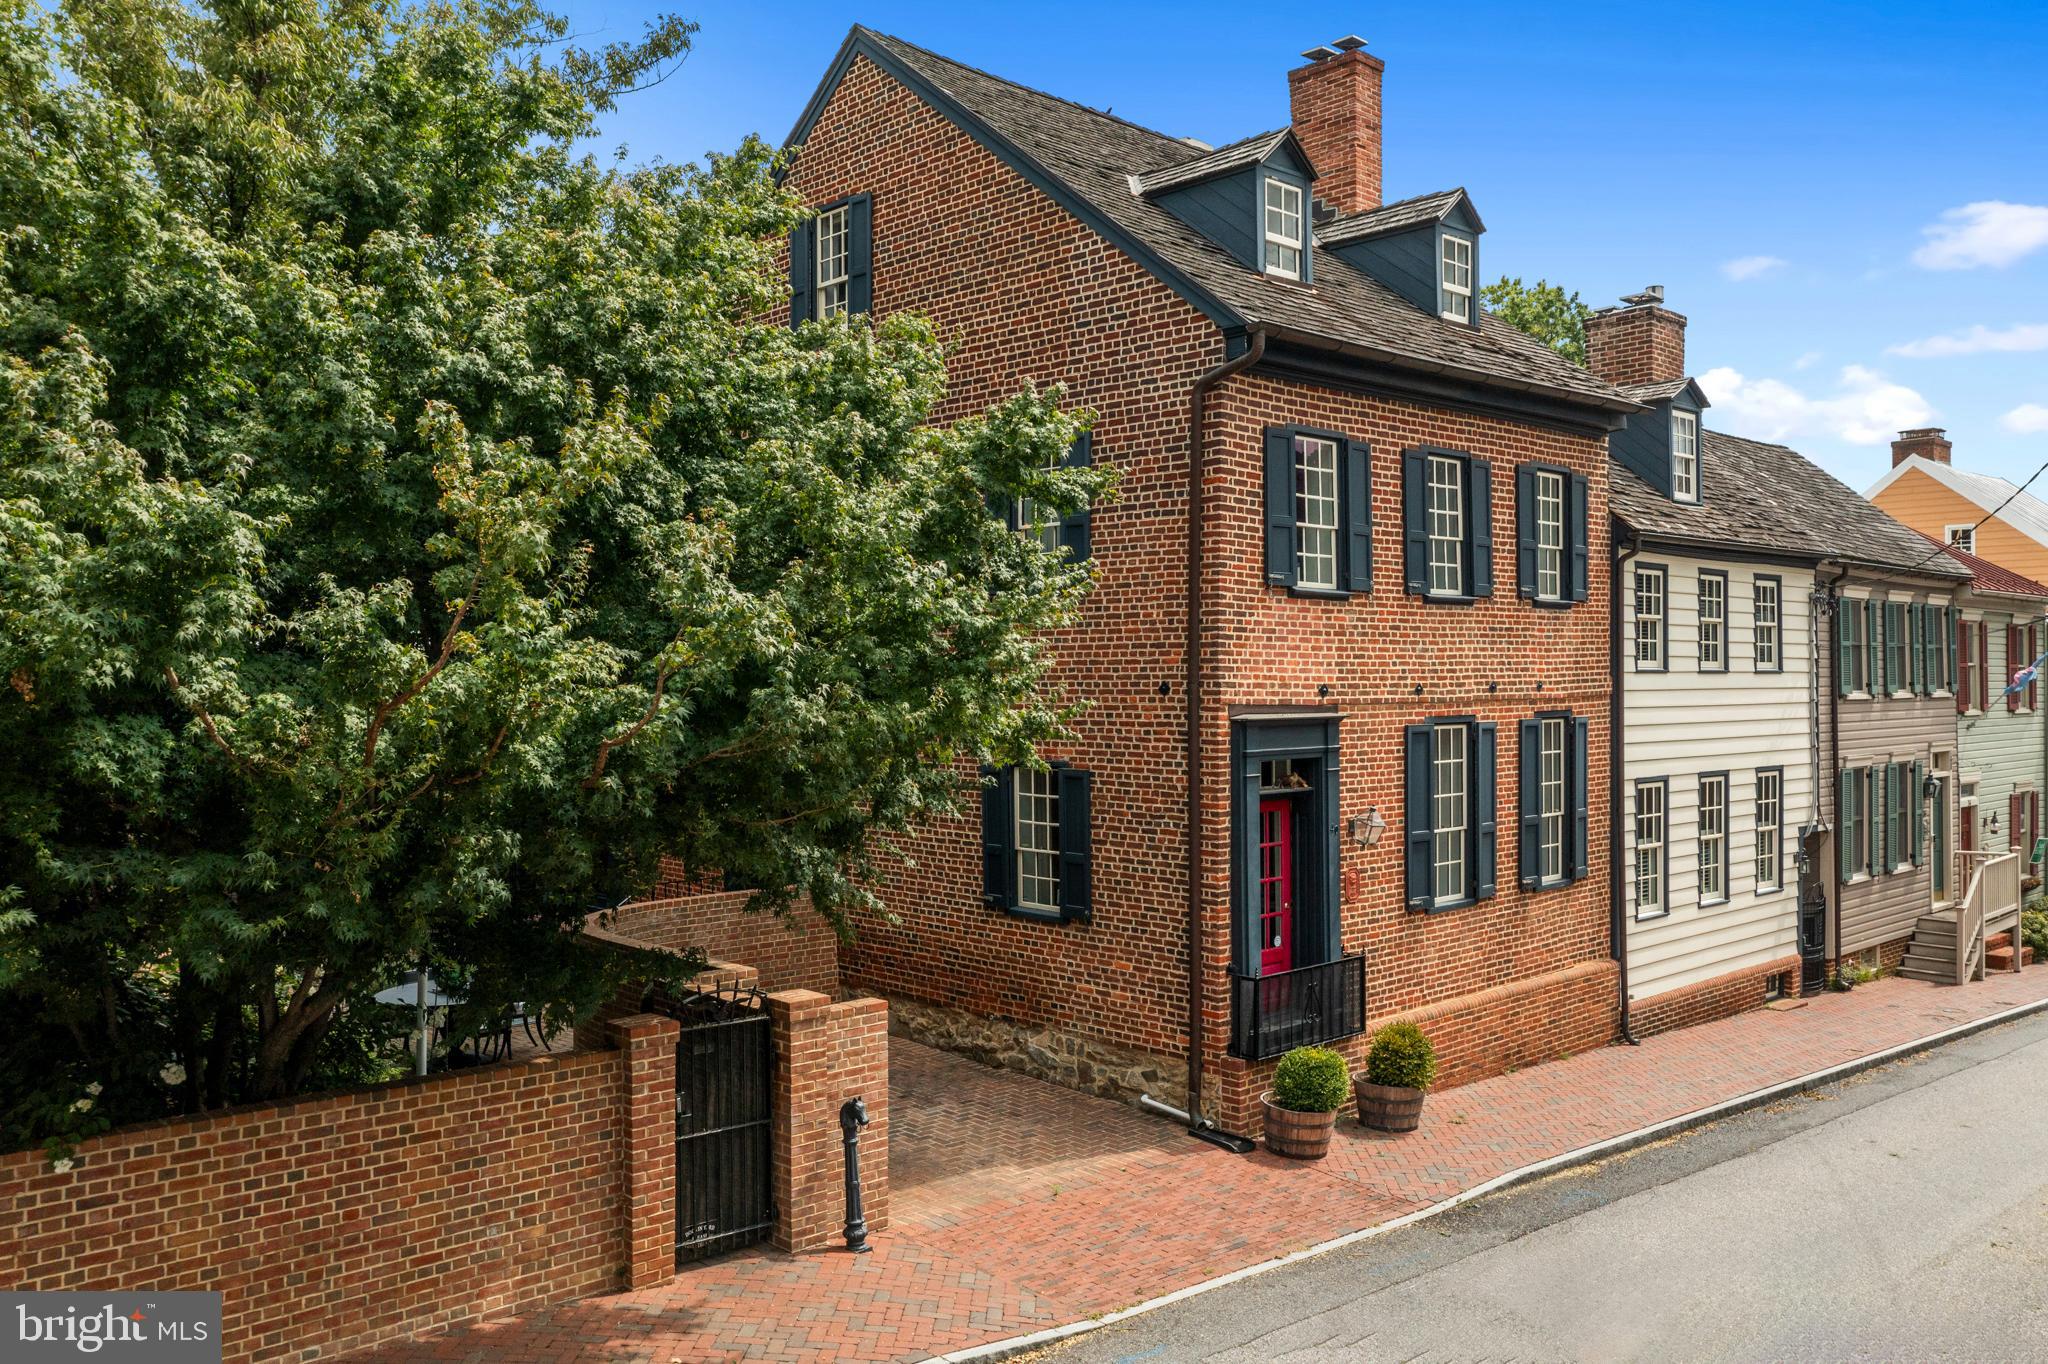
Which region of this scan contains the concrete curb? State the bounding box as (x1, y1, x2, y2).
(925, 986, 2048, 1363)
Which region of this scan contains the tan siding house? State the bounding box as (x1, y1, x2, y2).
(1867, 430, 2048, 584)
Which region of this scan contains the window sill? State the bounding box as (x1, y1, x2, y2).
(1412, 895, 1480, 914)
(1698, 665, 1730, 674)
(993, 901, 1067, 925)
(1528, 596, 1577, 611)
(1521, 875, 1574, 894)
(1420, 591, 1481, 606)
(1284, 585, 1353, 602)
(1633, 662, 1669, 674)
(1634, 908, 1671, 922)
(1755, 884, 1784, 897)
(1700, 896, 1730, 909)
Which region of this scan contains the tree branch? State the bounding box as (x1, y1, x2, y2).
(163, 667, 248, 768)
(361, 569, 481, 771)
(582, 660, 674, 789)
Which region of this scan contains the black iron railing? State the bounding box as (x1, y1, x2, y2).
(1228, 954, 1366, 1061)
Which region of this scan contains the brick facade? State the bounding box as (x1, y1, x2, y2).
(763, 46, 1624, 1139)
(1584, 304, 1689, 388)
(1628, 954, 1802, 1040)
(1288, 47, 1384, 215)
(0, 1045, 663, 1363)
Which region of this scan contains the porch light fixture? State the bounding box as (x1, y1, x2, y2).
(1349, 808, 1388, 848)
(1923, 773, 1941, 802)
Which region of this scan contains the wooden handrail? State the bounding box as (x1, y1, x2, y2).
(1956, 851, 2021, 983)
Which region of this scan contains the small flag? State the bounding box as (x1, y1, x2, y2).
(2003, 645, 2048, 697)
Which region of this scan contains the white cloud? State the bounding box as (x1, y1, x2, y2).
(1887, 322, 2048, 358)
(1720, 255, 1788, 282)
(1792, 350, 1822, 370)
(1912, 201, 2048, 270)
(1698, 364, 1935, 446)
(2004, 403, 2048, 435)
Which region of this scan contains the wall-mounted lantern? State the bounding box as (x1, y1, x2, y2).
(1348, 808, 1388, 848)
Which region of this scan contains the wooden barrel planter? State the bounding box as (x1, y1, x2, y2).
(1355, 1079, 1426, 1133)
(1261, 1093, 1337, 1159)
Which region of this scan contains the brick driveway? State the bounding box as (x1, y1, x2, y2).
(358, 967, 2048, 1363)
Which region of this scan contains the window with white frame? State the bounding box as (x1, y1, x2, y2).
(1427, 454, 1465, 596)
(1635, 781, 1666, 915)
(1946, 524, 1976, 555)
(1635, 565, 1666, 667)
(1293, 434, 1340, 589)
(1539, 717, 1566, 883)
(1014, 446, 1065, 554)
(1263, 178, 1304, 280)
(1755, 578, 1781, 670)
(1672, 411, 1699, 501)
(1756, 769, 1783, 891)
(1699, 572, 1727, 670)
(1440, 233, 1473, 322)
(1013, 765, 1062, 914)
(1432, 723, 1469, 906)
(814, 204, 851, 319)
(1699, 774, 1728, 902)
(1534, 470, 1564, 601)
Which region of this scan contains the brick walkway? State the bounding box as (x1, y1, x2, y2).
(358, 967, 2048, 1364)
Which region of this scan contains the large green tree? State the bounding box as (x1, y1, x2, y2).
(0, 0, 1102, 1139)
(1481, 276, 1593, 367)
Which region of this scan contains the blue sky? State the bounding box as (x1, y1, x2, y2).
(577, 0, 2048, 489)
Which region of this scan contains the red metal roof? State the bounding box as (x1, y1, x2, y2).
(1919, 531, 2048, 597)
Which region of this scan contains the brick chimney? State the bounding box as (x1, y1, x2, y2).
(1289, 37, 1383, 215)
(1891, 427, 1952, 467)
(1583, 287, 1688, 386)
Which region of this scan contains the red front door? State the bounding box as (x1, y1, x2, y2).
(1258, 797, 1295, 975)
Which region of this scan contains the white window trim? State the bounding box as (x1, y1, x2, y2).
(1754, 580, 1781, 671)
(1426, 454, 1466, 597)
(1534, 470, 1565, 602)
(1538, 717, 1567, 884)
(1945, 523, 1976, 555)
(1440, 233, 1474, 323)
(1672, 411, 1699, 503)
(1698, 572, 1727, 670)
(1013, 765, 1061, 914)
(1755, 770, 1783, 892)
(1699, 774, 1728, 904)
(814, 205, 851, 319)
(1293, 434, 1340, 590)
(1432, 723, 1469, 907)
(1634, 566, 1666, 669)
(1263, 177, 1304, 281)
(1634, 781, 1666, 918)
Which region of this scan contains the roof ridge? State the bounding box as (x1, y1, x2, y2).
(859, 27, 1194, 151)
(1325, 185, 1468, 221)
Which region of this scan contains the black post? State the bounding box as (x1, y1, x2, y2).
(839, 1096, 871, 1253)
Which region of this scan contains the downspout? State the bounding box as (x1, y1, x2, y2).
(1176, 328, 1266, 1145)
(1611, 528, 1640, 1045)
(1821, 565, 1849, 974)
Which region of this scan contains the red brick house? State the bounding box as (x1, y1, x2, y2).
(712, 27, 1649, 1139)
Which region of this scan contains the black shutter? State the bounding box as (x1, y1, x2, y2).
(1057, 767, 1092, 923)
(788, 219, 814, 327)
(1343, 438, 1372, 592)
(1060, 431, 1093, 563)
(1264, 427, 1296, 587)
(847, 193, 873, 315)
(1515, 466, 1537, 599)
(1402, 448, 1428, 594)
(1571, 716, 1591, 881)
(1405, 724, 1433, 907)
(1474, 721, 1498, 899)
(1469, 457, 1494, 598)
(981, 766, 1012, 908)
(1568, 473, 1590, 603)
(1518, 718, 1541, 887)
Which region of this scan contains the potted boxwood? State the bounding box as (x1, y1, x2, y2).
(1262, 1045, 1349, 1159)
(1355, 1021, 1437, 1133)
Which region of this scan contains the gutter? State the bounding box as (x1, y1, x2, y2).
(1173, 328, 1266, 1152)
(1611, 525, 1640, 1045)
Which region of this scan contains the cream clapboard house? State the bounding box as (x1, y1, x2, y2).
(1590, 297, 1827, 1031)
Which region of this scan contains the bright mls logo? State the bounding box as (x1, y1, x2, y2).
(2, 1293, 221, 1361)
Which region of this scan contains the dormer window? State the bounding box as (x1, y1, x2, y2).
(1439, 233, 1474, 322)
(1263, 178, 1304, 280)
(814, 204, 851, 318)
(1671, 410, 1699, 502)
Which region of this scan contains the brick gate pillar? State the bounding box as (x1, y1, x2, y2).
(609, 1012, 680, 1288)
(766, 990, 890, 1253)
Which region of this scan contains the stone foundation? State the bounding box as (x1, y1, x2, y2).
(886, 996, 1188, 1112)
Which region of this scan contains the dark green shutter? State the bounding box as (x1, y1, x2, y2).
(1057, 767, 1092, 923)
(1060, 432, 1092, 563)
(1405, 725, 1433, 906)
(1945, 607, 1957, 694)
(1843, 606, 1859, 696)
(981, 766, 1012, 907)
(1879, 766, 1893, 873)
(1571, 717, 1590, 881)
(788, 219, 814, 327)
(1469, 458, 1494, 598)
(1912, 760, 1926, 864)
(846, 193, 873, 315)
(1515, 467, 1538, 599)
(1518, 718, 1541, 887)
(1865, 599, 1880, 696)
(1402, 449, 1428, 593)
(1263, 428, 1296, 587)
(1911, 604, 1925, 694)
(1837, 769, 1852, 881)
(1474, 721, 1498, 900)
(1568, 473, 1590, 603)
(1343, 438, 1371, 592)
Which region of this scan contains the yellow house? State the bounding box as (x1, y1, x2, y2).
(1867, 428, 2048, 583)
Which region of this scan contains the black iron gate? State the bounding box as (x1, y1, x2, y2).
(662, 984, 775, 1263)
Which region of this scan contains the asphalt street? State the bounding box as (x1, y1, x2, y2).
(1035, 1008, 2048, 1364)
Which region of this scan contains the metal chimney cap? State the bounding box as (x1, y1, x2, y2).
(1331, 35, 1368, 51)
(1300, 45, 1341, 60)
